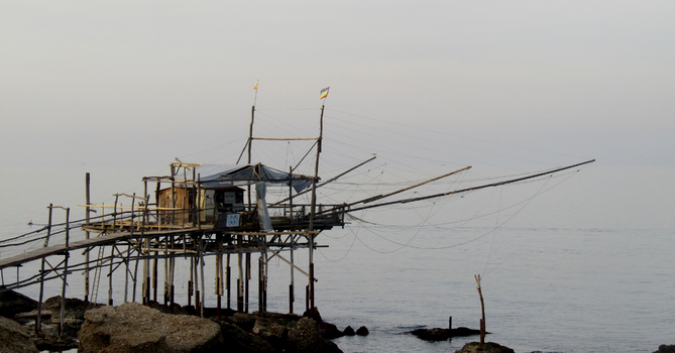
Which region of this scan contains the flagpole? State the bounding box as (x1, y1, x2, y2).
(308, 86, 328, 312)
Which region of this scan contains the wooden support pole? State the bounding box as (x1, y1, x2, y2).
(188, 255, 193, 308)
(124, 243, 130, 303)
(199, 238, 205, 318)
(245, 250, 250, 313)
(108, 246, 114, 306)
(36, 203, 53, 333)
(194, 254, 200, 315)
(153, 256, 158, 303)
(84, 173, 91, 303)
(58, 207, 70, 339)
(237, 235, 243, 312)
(164, 236, 169, 306)
(226, 253, 231, 310)
(289, 235, 295, 314)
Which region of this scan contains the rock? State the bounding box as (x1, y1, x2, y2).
(302, 307, 323, 323)
(219, 320, 277, 353)
(411, 326, 484, 341)
(411, 328, 448, 341)
(0, 290, 37, 318)
(342, 326, 355, 336)
(78, 302, 223, 353)
(0, 316, 39, 353)
(455, 342, 515, 353)
(355, 326, 369, 336)
(655, 345, 675, 353)
(318, 322, 344, 340)
(287, 317, 342, 353)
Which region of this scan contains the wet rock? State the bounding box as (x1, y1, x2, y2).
(0, 316, 39, 353)
(0, 290, 37, 318)
(455, 342, 515, 353)
(302, 307, 323, 323)
(342, 326, 355, 336)
(411, 327, 448, 341)
(655, 345, 675, 353)
(318, 321, 344, 340)
(411, 326, 484, 341)
(78, 302, 223, 353)
(355, 326, 369, 336)
(219, 320, 277, 353)
(287, 317, 342, 353)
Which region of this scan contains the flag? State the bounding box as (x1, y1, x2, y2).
(320, 87, 329, 99)
(254, 81, 258, 90)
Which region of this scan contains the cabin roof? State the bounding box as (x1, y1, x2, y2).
(176, 163, 316, 192)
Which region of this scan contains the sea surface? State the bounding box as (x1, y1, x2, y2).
(1, 164, 673, 353)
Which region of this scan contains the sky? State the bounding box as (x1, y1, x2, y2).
(1, 1, 674, 172)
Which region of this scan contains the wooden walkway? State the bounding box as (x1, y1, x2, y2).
(0, 228, 199, 269)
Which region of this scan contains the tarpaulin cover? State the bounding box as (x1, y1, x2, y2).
(180, 163, 316, 193)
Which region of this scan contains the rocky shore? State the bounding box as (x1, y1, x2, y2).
(0, 290, 350, 352)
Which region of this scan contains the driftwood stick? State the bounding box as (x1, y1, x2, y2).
(475, 274, 486, 345)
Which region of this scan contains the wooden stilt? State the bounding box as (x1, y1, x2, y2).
(245, 250, 250, 313)
(124, 243, 130, 303)
(108, 245, 114, 306)
(199, 239, 205, 318)
(84, 173, 91, 303)
(188, 256, 193, 308)
(226, 254, 231, 310)
(58, 208, 70, 338)
(290, 235, 295, 314)
(36, 204, 53, 334)
(194, 254, 200, 315)
(153, 256, 158, 303)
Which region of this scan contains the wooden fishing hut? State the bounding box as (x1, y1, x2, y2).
(72, 160, 347, 319)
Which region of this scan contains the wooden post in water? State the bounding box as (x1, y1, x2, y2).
(475, 274, 486, 346)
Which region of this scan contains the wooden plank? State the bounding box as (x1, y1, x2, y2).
(0, 228, 200, 269)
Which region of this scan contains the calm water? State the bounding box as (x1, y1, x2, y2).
(1, 165, 673, 352)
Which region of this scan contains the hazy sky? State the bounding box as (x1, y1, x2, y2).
(1, 1, 673, 170)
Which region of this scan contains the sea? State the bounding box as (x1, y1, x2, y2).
(1, 164, 673, 353)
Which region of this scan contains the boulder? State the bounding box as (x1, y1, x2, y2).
(342, 326, 355, 336)
(302, 307, 323, 323)
(411, 326, 484, 341)
(219, 320, 277, 353)
(318, 322, 344, 340)
(78, 302, 223, 353)
(355, 326, 369, 336)
(411, 327, 448, 341)
(455, 342, 515, 353)
(287, 317, 342, 353)
(0, 316, 39, 353)
(655, 345, 675, 353)
(0, 290, 37, 318)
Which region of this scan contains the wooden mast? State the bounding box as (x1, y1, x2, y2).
(308, 103, 325, 311)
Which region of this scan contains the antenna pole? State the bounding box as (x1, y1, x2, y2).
(308, 104, 324, 311)
(247, 105, 255, 210)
